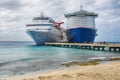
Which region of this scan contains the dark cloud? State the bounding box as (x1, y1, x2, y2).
(0, 0, 27, 10)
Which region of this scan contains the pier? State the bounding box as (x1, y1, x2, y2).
(45, 43, 120, 52)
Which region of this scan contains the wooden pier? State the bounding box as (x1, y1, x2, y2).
(45, 43, 120, 52)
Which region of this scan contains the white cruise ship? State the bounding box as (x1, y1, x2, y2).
(26, 13, 65, 45)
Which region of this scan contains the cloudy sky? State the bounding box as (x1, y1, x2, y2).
(0, 0, 120, 42)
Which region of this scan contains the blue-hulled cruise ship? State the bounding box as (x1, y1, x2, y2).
(65, 6, 98, 43)
(26, 13, 65, 45)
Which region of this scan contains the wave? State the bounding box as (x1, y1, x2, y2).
(0, 57, 40, 66)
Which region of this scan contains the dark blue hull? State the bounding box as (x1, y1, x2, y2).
(66, 27, 96, 43)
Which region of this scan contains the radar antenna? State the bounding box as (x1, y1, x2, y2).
(80, 5, 83, 10)
(40, 12, 44, 17)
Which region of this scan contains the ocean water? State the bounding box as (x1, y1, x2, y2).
(0, 41, 120, 78)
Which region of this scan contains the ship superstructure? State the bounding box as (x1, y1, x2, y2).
(65, 6, 98, 43)
(26, 13, 64, 45)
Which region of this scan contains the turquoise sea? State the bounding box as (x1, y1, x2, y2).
(0, 41, 120, 78)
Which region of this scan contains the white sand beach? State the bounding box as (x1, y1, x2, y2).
(3, 61, 120, 80)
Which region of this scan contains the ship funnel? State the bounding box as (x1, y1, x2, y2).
(54, 22, 64, 27)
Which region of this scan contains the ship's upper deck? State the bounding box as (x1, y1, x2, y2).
(33, 17, 55, 23)
(65, 7, 98, 29)
(26, 23, 53, 26)
(26, 13, 55, 26)
(26, 13, 62, 31)
(65, 7, 98, 17)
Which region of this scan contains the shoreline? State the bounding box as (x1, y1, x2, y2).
(3, 60, 120, 80)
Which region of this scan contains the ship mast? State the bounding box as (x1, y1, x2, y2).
(40, 12, 44, 17)
(80, 5, 83, 10)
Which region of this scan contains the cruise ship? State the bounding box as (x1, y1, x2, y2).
(65, 6, 98, 43)
(26, 13, 65, 45)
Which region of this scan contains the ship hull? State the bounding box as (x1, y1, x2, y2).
(26, 31, 61, 45)
(66, 27, 96, 43)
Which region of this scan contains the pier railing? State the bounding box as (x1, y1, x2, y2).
(45, 42, 120, 52)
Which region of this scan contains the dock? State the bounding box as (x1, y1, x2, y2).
(45, 43, 120, 52)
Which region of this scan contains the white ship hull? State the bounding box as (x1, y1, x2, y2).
(26, 30, 62, 45)
(26, 13, 65, 45)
